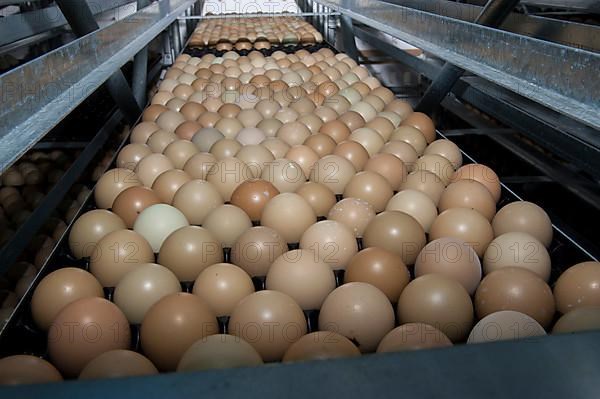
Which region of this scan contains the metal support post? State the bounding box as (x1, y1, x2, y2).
(132, 0, 151, 107)
(340, 15, 359, 62)
(416, 0, 521, 113)
(55, 0, 142, 123)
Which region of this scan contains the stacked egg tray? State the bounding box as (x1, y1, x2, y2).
(0, 41, 597, 385)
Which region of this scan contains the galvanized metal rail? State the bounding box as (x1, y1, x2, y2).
(312, 0, 600, 130)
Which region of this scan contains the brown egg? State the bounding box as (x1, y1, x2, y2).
(130, 122, 160, 144)
(191, 128, 224, 152)
(156, 110, 186, 132)
(31, 267, 103, 330)
(151, 91, 174, 106)
(483, 232, 551, 281)
(261, 193, 316, 243)
(327, 197, 375, 238)
(174, 121, 201, 140)
(398, 274, 473, 342)
(309, 155, 356, 195)
(467, 310, 546, 344)
(554, 261, 600, 314)
(230, 179, 279, 221)
(197, 111, 221, 128)
(235, 145, 274, 177)
(79, 350, 157, 379)
(283, 331, 360, 362)
(48, 298, 130, 377)
(68, 209, 126, 258)
(0, 355, 62, 385)
(366, 117, 394, 141)
(366, 153, 407, 191)
(182, 153, 217, 181)
(193, 263, 254, 317)
(255, 100, 281, 119)
(180, 102, 207, 121)
(319, 282, 394, 352)
(415, 237, 482, 295)
(89, 229, 154, 287)
(344, 171, 393, 213)
(203, 96, 224, 113)
(299, 220, 358, 271)
(492, 201, 552, 247)
(203, 204, 252, 248)
(371, 86, 395, 104)
(206, 157, 252, 201)
(135, 154, 174, 187)
(117, 144, 152, 170)
(386, 189, 438, 233)
(385, 99, 413, 120)
(177, 334, 263, 371)
(218, 103, 241, 119)
(475, 267, 555, 328)
(295, 181, 336, 217)
(429, 208, 494, 257)
(157, 225, 222, 282)
(228, 291, 307, 361)
(345, 247, 410, 302)
(285, 145, 319, 177)
(114, 263, 181, 324)
(151, 169, 191, 204)
(303, 133, 336, 158)
(214, 118, 243, 139)
(141, 293, 218, 371)
(363, 211, 426, 265)
(338, 111, 366, 132)
(266, 249, 336, 309)
(424, 139, 463, 170)
(147, 130, 177, 153)
(379, 142, 416, 172)
(260, 158, 306, 193)
(209, 138, 242, 160)
(333, 140, 370, 172)
(95, 168, 141, 209)
(319, 120, 350, 143)
(276, 121, 311, 147)
(231, 226, 288, 277)
(163, 140, 198, 169)
(451, 164, 502, 203)
(314, 106, 339, 123)
(377, 323, 453, 352)
(439, 180, 496, 222)
(552, 307, 600, 334)
(256, 118, 283, 137)
(414, 154, 454, 185)
(391, 126, 427, 155)
(402, 112, 436, 143)
(400, 170, 445, 205)
(261, 138, 290, 159)
(142, 104, 168, 122)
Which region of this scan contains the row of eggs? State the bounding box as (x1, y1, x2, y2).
(2, 46, 600, 385)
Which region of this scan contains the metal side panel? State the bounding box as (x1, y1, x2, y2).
(0, 0, 196, 173)
(312, 0, 600, 131)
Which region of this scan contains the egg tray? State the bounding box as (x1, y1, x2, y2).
(183, 41, 337, 60)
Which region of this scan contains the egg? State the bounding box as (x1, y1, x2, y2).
(151, 169, 191, 204)
(141, 293, 218, 371)
(79, 350, 158, 379)
(467, 310, 546, 344)
(260, 193, 316, 243)
(492, 201, 552, 247)
(299, 220, 358, 271)
(182, 152, 217, 180)
(398, 274, 473, 342)
(319, 282, 394, 352)
(319, 120, 350, 143)
(391, 126, 427, 155)
(276, 121, 311, 146)
(283, 331, 360, 362)
(163, 140, 198, 169)
(261, 138, 290, 159)
(338, 111, 366, 132)
(303, 133, 337, 157)
(48, 298, 130, 377)
(0, 355, 63, 385)
(343, 171, 393, 213)
(475, 267, 555, 328)
(400, 170, 445, 205)
(142, 104, 168, 122)
(385, 99, 413, 120)
(206, 157, 252, 201)
(377, 323, 452, 352)
(327, 197, 375, 238)
(552, 307, 600, 334)
(89, 229, 155, 287)
(68, 210, 126, 258)
(180, 102, 207, 121)
(295, 181, 336, 217)
(235, 145, 275, 177)
(483, 232, 551, 281)
(191, 128, 224, 152)
(451, 163, 502, 203)
(439, 179, 496, 221)
(197, 111, 221, 128)
(130, 122, 160, 143)
(193, 263, 254, 317)
(134, 154, 174, 187)
(429, 208, 494, 257)
(424, 139, 463, 169)
(177, 335, 263, 371)
(230, 226, 288, 277)
(314, 106, 339, 123)
(385, 190, 437, 233)
(228, 290, 307, 361)
(309, 155, 356, 195)
(171, 179, 223, 225)
(95, 168, 141, 209)
(345, 247, 410, 302)
(174, 121, 202, 140)
(156, 110, 186, 132)
(116, 144, 152, 170)
(363, 211, 426, 265)
(31, 268, 103, 330)
(554, 261, 600, 314)
(133, 204, 189, 252)
(333, 140, 370, 171)
(147, 130, 177, 153)
(257, 118, 283, 137)
(401, 112, 436, 143)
